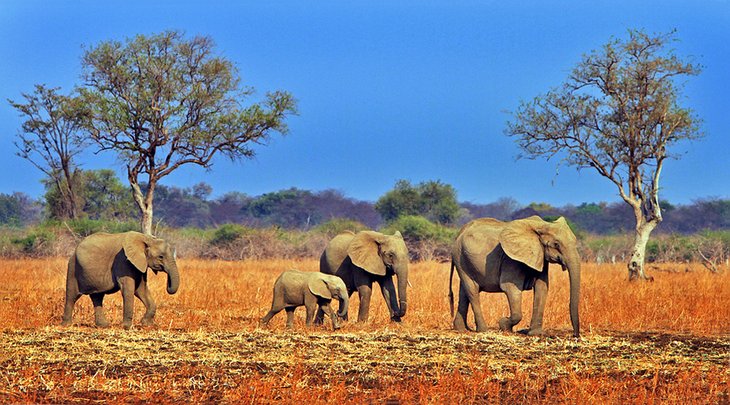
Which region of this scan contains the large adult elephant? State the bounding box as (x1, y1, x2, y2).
(319, 230, 409, 322)
(61, 231, 180, 329)
(450, 216, 580, 337)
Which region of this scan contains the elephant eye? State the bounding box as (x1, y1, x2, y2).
(158, 255, 164, 260)
(553, 241, 560, 249)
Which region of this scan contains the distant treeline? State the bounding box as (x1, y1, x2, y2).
(1, 178, 728, 235)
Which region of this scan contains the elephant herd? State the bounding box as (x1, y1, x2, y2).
(61, 216, 581, 337)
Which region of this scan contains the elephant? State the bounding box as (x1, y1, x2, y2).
(319, 230, 409, 323)
(61, 231, 180, 329)
(449, 216, 580, 337)
(260, 270, 349, 330)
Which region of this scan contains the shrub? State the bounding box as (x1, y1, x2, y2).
(381, 215, 458, 261)
(210, 224, 251, 247)
(10, 228, 56, 256)
(313, 218, 369, 236)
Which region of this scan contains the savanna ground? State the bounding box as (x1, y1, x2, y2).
(0, 258, 728, 403)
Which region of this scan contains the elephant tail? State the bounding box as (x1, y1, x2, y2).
(448, 260, 455, 318)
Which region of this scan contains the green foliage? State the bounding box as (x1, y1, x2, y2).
(210, 224, 252, 247)
(43, 169, 135, 222)
(381, 215, 457, 244)
(11, 229, 55, 254)
(0, 194, 23, 226)
(78, 30, 297, 234)
(81, 170, 135, 220)
(64, 219, 138, 237)
(313, 218, 369, 236)
(376, 180, 460, 224)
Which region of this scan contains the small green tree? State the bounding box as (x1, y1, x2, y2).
(8, 85, 87, 219)
(375, 180, 460, 224)
(506, 29, 702, 281)
(79, 31, 297, 234)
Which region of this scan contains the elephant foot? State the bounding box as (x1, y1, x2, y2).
(453, 317, 468, 332)
(140, 318, 156, 328)
(527, 328, 544, 337)
(95, 320, 111, 328)
(61, 319, 72, 327)
(121, 321, 133, 330)
(498, 317, 515, 333)
(390, 315, 402, 323)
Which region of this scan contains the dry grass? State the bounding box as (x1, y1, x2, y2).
(0, 258, 728, 403)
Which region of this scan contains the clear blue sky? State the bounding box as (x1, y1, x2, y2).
(1, 1, 727, 206)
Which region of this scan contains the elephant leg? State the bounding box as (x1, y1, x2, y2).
(261, 290, 286, 326)
(453, 283, 470, 332)
(377, 276, 401, 322)
(62, 257, 81, 326)
(499, 282, 523, 333)
(528, 270, 550, 336)
(320, 303, 341, 330)
(90, 293, 110, 328)
(285, 307, 296, 329)
(62, 286, 81, 327)
(260, 305, 283, 326)
(460, 277, 488, 332)
(135, 276, 157, 326)
(313, 308, 325, 325)
(119, 277, 136, 329)
(356, 284, 373, 322)
(305, 303, 317, 326)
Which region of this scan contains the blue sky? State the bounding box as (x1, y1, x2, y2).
(1, 1, 728, 206)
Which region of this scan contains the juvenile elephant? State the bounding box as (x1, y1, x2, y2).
(450, 216, 580, 337)
(319, 230, 409, 323)
(61, 231, 180, 329)
(260, 270, 349, 330)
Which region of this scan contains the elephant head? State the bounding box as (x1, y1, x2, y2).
(309, 275, 349, 318)
(499, 216, 580, 337)
(123, 232, 180, 294)
(347, 231, 409, 317)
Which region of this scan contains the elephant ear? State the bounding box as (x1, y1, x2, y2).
(347, 231, 387, 276)
(123, 232, 150, 273)
(308, 276, 332, 299)
(499, 220, 545, 272)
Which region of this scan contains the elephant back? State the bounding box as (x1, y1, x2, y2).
(320, 232, 355, 275)
(75, 233, 124, 271)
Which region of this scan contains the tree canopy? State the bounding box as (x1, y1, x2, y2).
(78, 30, 297, 234)
(506, 29, 702, 280)
(375, 180, 461, 224)
(8, 85, 87, 219)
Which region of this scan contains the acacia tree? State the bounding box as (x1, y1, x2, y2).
(9, 85, 87, 219)
(79, 31, 297, 234)
(506, 30, 702, 281)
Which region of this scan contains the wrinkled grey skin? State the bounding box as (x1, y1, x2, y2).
(61, 231, 180, 329)
(319, 230, 409, 323)
(260, 270, 349, 330)
(450, 216, 581, 338)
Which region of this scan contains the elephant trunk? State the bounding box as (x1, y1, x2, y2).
(396, 264, 409, 317)
(564, 254, 581, 338)
(337, 294, 349, 318)
(165, 261, 180, 294)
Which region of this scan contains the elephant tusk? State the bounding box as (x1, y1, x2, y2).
(408, 280, 413, 288)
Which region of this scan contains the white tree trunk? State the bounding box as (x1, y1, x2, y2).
(129, 178, 155, 235)
(628, 220, 658, 281)
(140, 206, 154, 236)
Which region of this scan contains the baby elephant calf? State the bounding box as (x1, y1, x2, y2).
(260, 270, 349, 330)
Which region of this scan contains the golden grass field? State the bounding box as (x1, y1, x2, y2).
(0, 258, 728, 403)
